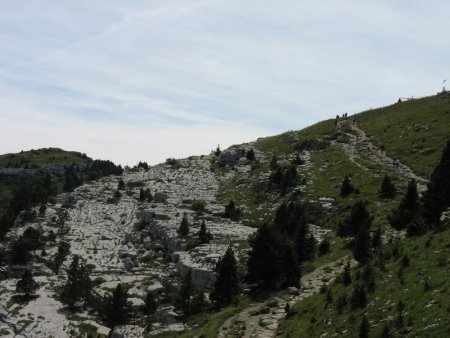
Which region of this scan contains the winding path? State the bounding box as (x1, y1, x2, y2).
(336, 120, 428, 193)
(218, 119, 430, 338)
(218, 257, 356, 338)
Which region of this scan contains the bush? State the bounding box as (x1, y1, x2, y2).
(224, 200, 241, 221)
(191, 200, 206, 213)
(318, 238, 331, 256)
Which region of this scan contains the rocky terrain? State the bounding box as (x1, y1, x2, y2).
(0, 94, 449, 338)
(0, 155, 259, 337)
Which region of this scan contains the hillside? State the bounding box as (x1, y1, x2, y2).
(278, 227, 450, 337)
(0, 94, 449, 338)
(0, 148, 91, 213)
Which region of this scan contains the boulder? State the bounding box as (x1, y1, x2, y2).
(110, 325, 145, 338)
(147, 281, 164, 295)
(218, 150, 240, 166)
(136, 209, 155, 224)
(154, 192, 168, 203)
(155, 304, 179, 324)
(123, 258, 134, 271)
(141, 250, 154, 262)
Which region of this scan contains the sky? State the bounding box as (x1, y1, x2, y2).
(1, 0, 449, 165)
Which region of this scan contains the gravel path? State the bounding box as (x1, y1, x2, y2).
(218, 257, 356, 338)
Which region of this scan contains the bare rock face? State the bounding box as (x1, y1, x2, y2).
(136, 209, 155, 224)
(0, 154, 259, 337)
(154, 192, 168, 203)
(155, 304, 179, 324)
(219, 150, 241, 166)
(110, 325, 145, 338)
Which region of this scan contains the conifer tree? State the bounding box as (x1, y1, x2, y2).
(359, 315, 369, 338)
(16, 269, 38, 298)
(61, 255, 92, 310)
(381, 324, 391, 338)
(389, 179, 419, 229)
(422, 140, 450, 225)
(371, 226, 382, 248)
(342, 262, 352, 286)
(281, 242, 301, 288)
(340, 176, 355, 197)
(210, 247, 240, 308)
(247, 224, 300, 289)
(198, 220, 212, 244)
(338, 201, 372, 237)
(104, 283, 131, 326)
(190, 289, 207, 314)
(380, 174, 396, 198)
(246, 148, 256, 161)
(353, 223, 371, 263)
(178, 213, 189, 237)
(224, 200, 241, 221)
(350, 283, 367, 309)
(143, 293, 157, 314)
(52, 241, 70, 274)
(178, 269, 192, 315)
(318, 238, 331, 256)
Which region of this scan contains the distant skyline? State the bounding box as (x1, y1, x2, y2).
(1, 1, 449, 165)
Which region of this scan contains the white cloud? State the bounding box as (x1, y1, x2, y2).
(0, 0, 449, 164)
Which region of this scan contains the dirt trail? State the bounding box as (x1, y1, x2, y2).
(218, 119, 430, 338)
(336, 120, 428, 194)
(218, 257, 356, 338)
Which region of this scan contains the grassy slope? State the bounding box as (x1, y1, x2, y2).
(0, 148, 91, 214)
(278, 228, 450, 337)
(202, 94, 450, 337)
(357, 94, 450, 177)
(0, 147, 89, 168)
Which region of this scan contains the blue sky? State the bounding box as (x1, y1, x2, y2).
(1, 0, 449, 165)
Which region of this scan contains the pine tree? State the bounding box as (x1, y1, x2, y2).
(178, 269, 192, 315)
(214, 145, 221, 156)
(350, 283, 367, 309)
(246, 149, 256, 161)
(210, 247, 240, 308)
(342, 262, 352, 286)
(371, 226, 382, 248)
(359, 315, 369, 338)
(178, 213, 189, 237)
(338, 201, 373, 237)
(422, 140, 450, 225)
(190, 289, 207, 314)
(198, 221, 212, 244)
(247, 224, 300, 289)
(340, 176, 355, 197)
(406, 214, 428, 236)
(61, 255, 82, 309)
(52, 241, 70, 274)
(294, 225, 316, 263)
(143, 292, 157, 315)
(16, 269, 38, 298)
(318, 238, 331, 256)
(104, 283, 131, 326)
(389, 179, 419, 229)
(61, 255, 92, 310)
(280, 243, 301, 288)
(224, 200, 241, 221)
(381, 324, 391, 338)
(380, 174, 396, 198)
(353, 223, 371, 263)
